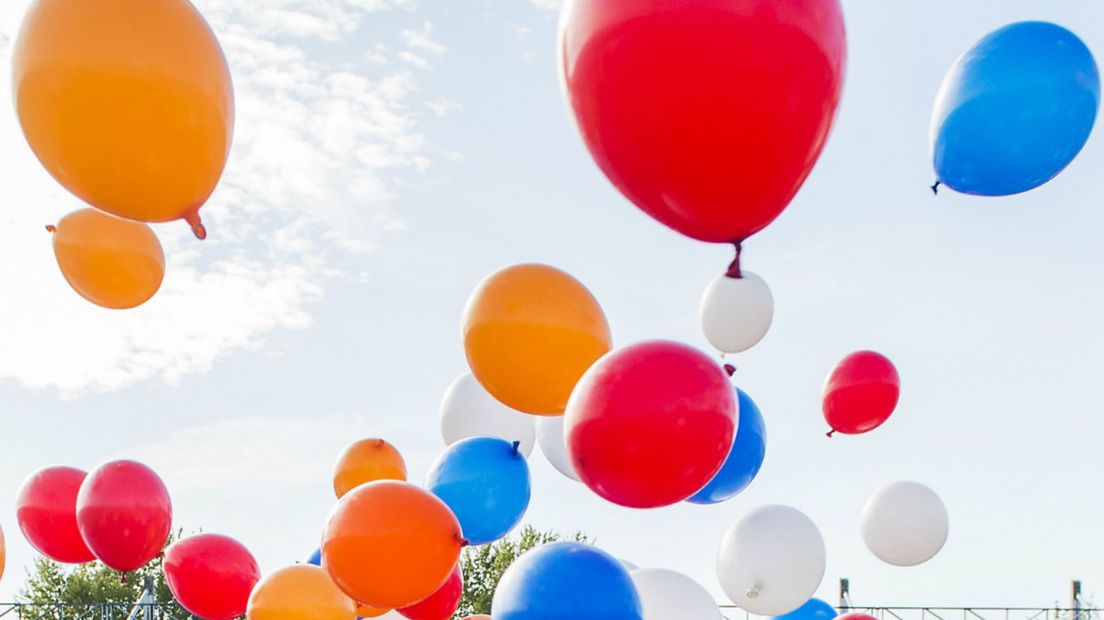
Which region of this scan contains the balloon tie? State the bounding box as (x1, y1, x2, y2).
(511, 440, 521, 454)
(725, 242, 743, 279)
(184, 211, 207, 240)
(826, 429, 836, 438)
(119, 573, 128, 585)
(459, 537, 470, 548)
(930, 180, 941, 195)
(724, 363, 736, 377)
(45, 225, 56, 233)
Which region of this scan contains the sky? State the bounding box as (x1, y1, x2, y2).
(2, 0, 1104, 612)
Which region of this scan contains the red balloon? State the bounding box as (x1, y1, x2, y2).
(164, 533, 260, 620)
(16, 466, 96, 563)
(397, 563, 463, 620)
(838, 614, 878, 620)
(560, 0, 846, 244)
(565, 340, 736, 508)
(76, 460, 172, 571)
(822, 351, 900, 436)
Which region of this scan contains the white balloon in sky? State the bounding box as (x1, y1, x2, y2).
(630, 568, 723, 620)
(699, 271, 774, 353)
(717, 505, 826, 616)
(536, 415, 581, 481)
(861, 481, 948, 567)
(440, 373, 536, 457)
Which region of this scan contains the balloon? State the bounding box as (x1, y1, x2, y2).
(837, 614, 877, 620)
(426, 437, 531, 546)
(461, 617, 491, 620)
(860, 481, 948, 567)
(491, 541, 642, 620)
(164, 533, 260, 620)
(717, 505, 826, 616)
(700, 272, 774, 353)
(822, 351, 900, 436)
(13, 0, 233, 238)
(463, 263, 612, 415)
(688, 388, 766, 505)
(619, 559, 638, 572)
(246, 565, 355, 620)
(357, 604, 391, 618)
(76, 460, 172, 571)
(397, 563, 462, 620)
(773, 598, 838, 620)
(332, 439, 406, 499)
(536, 415, 580, 482)
(630, 568, 723, 620)
(49, 209, 165, 310)
(16, 466, 96, 563)
(322, 480, 463, 609)
(565, 340, 736, 508)
(440, 374, 536, 457)
(306, 548, 322, 566)
(931, 22, 1099, 196)
(559, 0, 845, 244)
(0, 524, 5, 582)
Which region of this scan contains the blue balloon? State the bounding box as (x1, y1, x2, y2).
(931, 21, 1099, 196)
(305, 547, 321, 566)
(773, 598, 838, 620)
(687, 388, 766, 504)
(491, 541, 642, 620)
(426, 436, 531, 546)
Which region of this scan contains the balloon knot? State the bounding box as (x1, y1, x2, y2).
(724, 363, 736, 377)
(930, 180, 941, 195)
(185, 211, 207, 240)
(826, 429, 836, 438)
(119, 573, 128, 585)
(45, 225, 56, 233)
(459, 537, 470, 548)
(725, 242, 744, 279)
(511, 440, 521, 454)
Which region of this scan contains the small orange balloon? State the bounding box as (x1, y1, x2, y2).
(354, 603, 389, 618)
(322, 480, 463, 610)
(13, 0, 233, 238)
(0, 524, 6, 582)
(332, 439, 406, 499)
(462, 616, 491, 620)
(50, 209, 165, 310)
(246, 565, 354, 620)
(463, 264, 612, 415)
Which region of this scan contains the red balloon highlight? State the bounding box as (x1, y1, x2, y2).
(398, 563, 463, 620)
(76, 460, 172, 571)
(823, 351, 900, 436)
(565, 340, 737, 508)
(560, 0, 846, 244)
(17, 466, 96, 563)
(164, 533, 260, 620)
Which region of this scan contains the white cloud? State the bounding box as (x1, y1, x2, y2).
(0, 0, 440, 394)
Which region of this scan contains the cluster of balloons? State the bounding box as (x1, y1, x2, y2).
(15, 461, 260, 620)
(12, 0, 234, 309)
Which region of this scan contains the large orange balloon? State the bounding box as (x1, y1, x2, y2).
(355, 603, 390, 618)
(50, 209, 165, 310)
(12, 0, 233, 239)
(322, 481, 463, 610)
(246, 565, 355, 620)
(333, 439, 406, 499)
(462, 264, 612, 415)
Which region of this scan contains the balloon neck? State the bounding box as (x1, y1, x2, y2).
(826, 429, 836, 438)
(511, 440, 521, 454)
(119, 573, 128, 585)
(185, 211, 207, 240)
(724, 363, 736, 377)
(45, 224, 56, 233)
(746, 584, 760, 599)
(459, 537, 470, 548)
(930, 180, 941, 195)
(725, 242, 743, 279)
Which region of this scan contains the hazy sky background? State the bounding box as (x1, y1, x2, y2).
(2, 0, 1104, 611)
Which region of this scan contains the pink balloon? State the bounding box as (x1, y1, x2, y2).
(398, 563, 463, 620)
(76, 460, 172, 571)
(164, 533, 260, 620)
(17, 466, 96, 563)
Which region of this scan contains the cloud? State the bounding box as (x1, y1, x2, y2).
(0, 0, 440, 394)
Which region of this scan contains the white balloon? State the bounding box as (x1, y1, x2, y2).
(699, 271, 774, 353)
(630, 568, 723, 620)
(536, 415, 581, 481)
(861, 481, 948, 567)
(716, 505, 826, 616)
(439, 373, 536, 457)
(619, 558, 638, 572)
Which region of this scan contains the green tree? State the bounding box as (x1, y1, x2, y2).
(455, 525, 587, 618)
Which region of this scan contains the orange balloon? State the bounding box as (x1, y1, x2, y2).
(0, 524, 6, 583)
(322, 480, 463, 610)
(12, 0, 233, 239)
(463, 264, 612, 415)
(246, 565, 355, 620)
(332, 439, 407, 499)
(462, 616, 491, 620)
(354, 603, 389, 618)
(50, 209, 165, 310)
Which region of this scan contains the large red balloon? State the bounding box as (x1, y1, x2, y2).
(16, 466, 96, 563)
(76, 460, 172, 571)
(823, 351, 900, 436)
(560, 0, 846, 243)
(164, 533, 260, 620)
(397, 563, 463, 620)
(565, 340, 736, 508)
